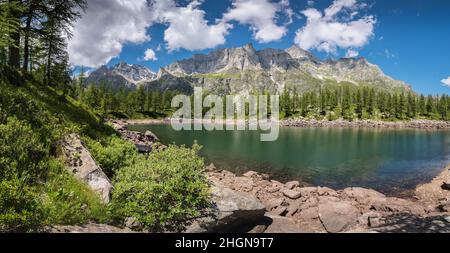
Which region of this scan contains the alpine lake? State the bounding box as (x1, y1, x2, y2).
(128, 123, 450, 195)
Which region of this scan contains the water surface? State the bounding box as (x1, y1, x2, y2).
(129, 124, 450, 194)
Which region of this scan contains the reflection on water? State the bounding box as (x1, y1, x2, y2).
(129, 124, 450, 195)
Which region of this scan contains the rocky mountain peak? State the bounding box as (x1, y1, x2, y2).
(111, 62, 156, 84)
(285, 45, 316, 61)
(85, 63, 156, 89)
(86, 44, 411, 94)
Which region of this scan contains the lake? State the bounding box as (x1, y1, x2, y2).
(128, 124, 450, 195)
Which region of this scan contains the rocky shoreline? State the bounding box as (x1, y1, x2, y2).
(115, 118, 450, 130)
(205, 164, 450, 233)
(107, 119, 450, 233)
(281, 119, 450, 130)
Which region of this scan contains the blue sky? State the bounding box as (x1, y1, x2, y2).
(69, 0, 450, 95)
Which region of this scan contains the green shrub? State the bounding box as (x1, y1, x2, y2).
(0, 117, 50, 182)
(110, 144, 211, 232)
(86, 136, 138, 177)
(42, 160, 109, 225)
(0, 178, 43, 232)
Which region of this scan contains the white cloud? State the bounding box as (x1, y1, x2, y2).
(223, 0, 293, 43)
(442, 76, 450, 87)
(294, 0, 375, 54)
(69, 0, 232, 66)
(143, 49, 157, 61)
(152, 0, 231, 52)
(68, 0, 154, 67)
(345, 49, 359, 58)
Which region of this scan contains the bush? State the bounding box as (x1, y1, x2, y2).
(42, 160, 109, 225)
(0, 117, 50, 182)
(86, 136, 138, 177)
(0, 178, 43, 232)
(110, 144, 211, 232)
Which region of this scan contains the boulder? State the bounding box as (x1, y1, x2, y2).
(272, 206, 288, 216)
(144, 130, 159, 141)
(371, 197, 425, 216)
(341, 187, 386, 206)
(233, 177, 254, 192)
(264, 215, 303, 233)
(358, 211, 383, 227)
(124, 217, 143, 230)
(186, 183, 266, 233)
(205, 163, 218, 172)
(298, 207, 319, 220)
(62, 134, 113, 204)
(285, 181, 300, 190)
(282, 189, 302, 199)
(298, 187, 318, 198)
(318, 187, 338, 197)
(243, 171, 259, 178)
(318, 197, 360, 233)
(267, 198, 286, 211)
(286, 201, 301, 216)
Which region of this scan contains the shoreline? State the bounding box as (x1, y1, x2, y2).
(118, 118, 450, 130)
(109, 119, 450, 233)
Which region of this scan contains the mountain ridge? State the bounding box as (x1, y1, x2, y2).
(85, 44, 411, 94)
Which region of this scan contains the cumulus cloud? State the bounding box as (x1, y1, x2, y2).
(442, 76, 450, 87)
(68, 0, 296, 67)
(345, 49, 359, 58)
(68, 0, 153, 67)
(223, 0, 293, 43)
(294, 0, 375, 55)
(152, 0, 231, 52)
(143, 49, 158, 61)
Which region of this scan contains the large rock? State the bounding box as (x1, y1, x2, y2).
(318, 197, 360, 233)
(341, 187, 386, 206)
(282, 189, 301, 199)
(62, 134, 113, 204)
(371, 197, 425, 216)
(186, 183, 266, 233)
(285, 181, 300, 190)
(264, 215, 303, 233)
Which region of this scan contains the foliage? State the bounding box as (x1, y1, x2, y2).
(0, 178, 44, 232)
(74, 83, 178, 119)
(110, 144, 211, 232)
(280, 85, 450, 121)
(0, 117, 50, 183)
(42, 160, 109, 225)
(86, 136, 138, 177)
(0, 73, 111, 231)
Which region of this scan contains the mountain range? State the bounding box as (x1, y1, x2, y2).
(85, 44, 411, 95)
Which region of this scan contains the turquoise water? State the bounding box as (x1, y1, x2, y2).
(129, 124, 450, 194)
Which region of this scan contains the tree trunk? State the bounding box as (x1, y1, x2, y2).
(8, 0, 21, 69)
(22, 12, 33, 72)
(8, 31, 20, 68)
